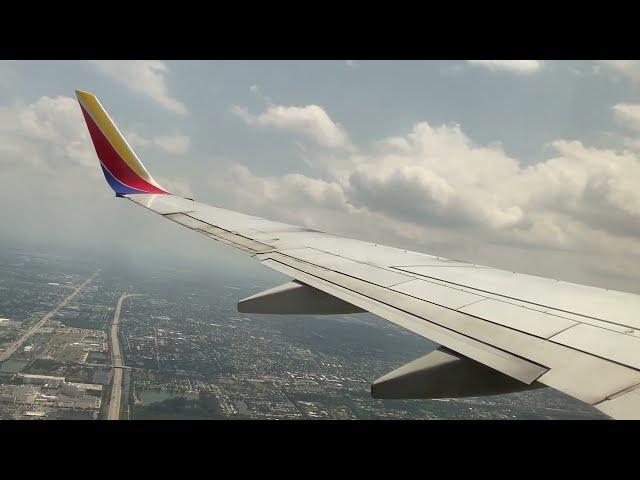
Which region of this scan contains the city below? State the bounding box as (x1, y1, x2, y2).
(0, 247, 607, 420)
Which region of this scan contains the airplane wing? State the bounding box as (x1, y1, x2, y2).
(76, 90, 640, 419)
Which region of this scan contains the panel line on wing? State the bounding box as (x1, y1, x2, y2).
(162, 212, 275, 253)
(392, 265, 640, 332)
(274, 252, 556, 341)
(265, 254, 556, 363)
(276, 250, 574, 341)
(549, 323, 640, 371)
(262, 252, 640, 404)
(260, 258, 549, 385)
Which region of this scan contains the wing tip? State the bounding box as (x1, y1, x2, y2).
(76, 89, 171, 196)
(75, 89, 95, 104)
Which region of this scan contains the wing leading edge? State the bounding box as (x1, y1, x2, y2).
(76, 90, 640, 419)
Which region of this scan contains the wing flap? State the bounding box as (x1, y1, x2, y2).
(390, 279, 486, 310)
(262, 250, 640, 405)
(394, 264, 640, 330)
(550, 323, 640, 370)
(594, 385, 640, 420)
(279, 248, 414, 288)
(459, 299, 578, 339)
(260, 257, 549, 385)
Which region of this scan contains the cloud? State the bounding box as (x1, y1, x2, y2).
(153, 134, 191, 154)
(232, 102, 352, 150)
(599, 60, 640, 83)
(123, 130, 191, 155)
(212, 164, 350, 210)
(207, 113, 640, 290)
(544, 140, 640, 235)
(124, 130, 151, 148)
(208, 164, 366, 235)
(0, 94, 204, 269)
(1, 87, 638, 293)
(0, 96, 192, 196)
(467, 60, 542, 74)
(345, 122, 525, 231)
(0, 95, 94, 169)
(155, 176, 193, 197)
(90, 60, 187, 115)
(613, 103, 640, 132)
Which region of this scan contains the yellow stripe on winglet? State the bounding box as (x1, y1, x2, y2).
(75, 90, 158, 186)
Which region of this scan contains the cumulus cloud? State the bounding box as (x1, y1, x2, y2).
(613, 103, 640, 132)
(123, 130, 191, 155)
(208, 164, 369, 235)
(124, 130, 150, 148)
(226, 164, 350, 210)
(467, 60, 542, 74)
(232, 103, 352, 150)
(0, 95, 193, 196)
(0, 94, 202, 267)
(345, 122, 526, 231)
(0, 95, 94, 169)
(543, 140, 640, 235)
(153, 134, 190, 154)
(90, 60, 187, 115)
(155, 176, 193, 197)
(1, 88, 637, 292)
(2, 86, 637, 294)
(599, 60, 640, 83)
(208, 112, 640, 290)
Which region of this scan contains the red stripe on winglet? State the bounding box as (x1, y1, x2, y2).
(80, 105, 168, 194)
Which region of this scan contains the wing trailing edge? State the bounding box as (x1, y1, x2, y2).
(238, 280, 365, 314)
(372, 347, 544, 399)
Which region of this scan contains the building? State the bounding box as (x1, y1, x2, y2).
(62, 382, 103, 397)
(18, 374, 65, 387)
(23, 411, 48, 419)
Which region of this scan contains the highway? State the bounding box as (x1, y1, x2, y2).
(0, 270, 99, 362)
(106, 293, 138, 420)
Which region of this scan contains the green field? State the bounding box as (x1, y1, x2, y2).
(0, 359, 28, 373)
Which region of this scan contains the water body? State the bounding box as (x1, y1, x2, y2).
(235, 400, 249, 416)
(139, 389, 198, 404)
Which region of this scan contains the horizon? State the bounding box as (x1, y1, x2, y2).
(1, 60, 640, 294)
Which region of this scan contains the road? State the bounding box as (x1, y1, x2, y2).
(0, 270, 99, 362)
(106, 293, 138, 420)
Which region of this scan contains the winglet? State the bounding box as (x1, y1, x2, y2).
(75, 90, 170, 196)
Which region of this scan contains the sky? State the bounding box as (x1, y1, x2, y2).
(1, 60, 640, 293)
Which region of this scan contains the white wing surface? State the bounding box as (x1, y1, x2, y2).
(77, 90, 640, 419)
